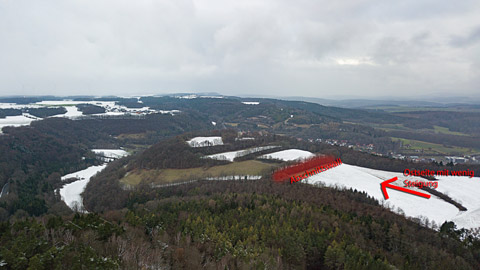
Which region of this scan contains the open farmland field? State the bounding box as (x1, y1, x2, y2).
(432, 125, 470, 136)
(391, 137, 478, 155)
(120, 160, 278, 186)
(374, 123, 470, 137)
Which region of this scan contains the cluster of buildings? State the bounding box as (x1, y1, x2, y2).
(313, 138, 374, 151)
(389, 153, 479, 164)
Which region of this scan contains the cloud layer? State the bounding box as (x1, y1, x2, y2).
(1, 0, 479, 98)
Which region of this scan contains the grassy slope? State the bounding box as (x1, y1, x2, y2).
(121, 160, 278, 186)
(391, 137, 478, 155)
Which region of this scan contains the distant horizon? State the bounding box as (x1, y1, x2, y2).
(1, 92, 479, 104)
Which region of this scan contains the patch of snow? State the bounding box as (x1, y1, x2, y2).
(200, 95, 223, 99)
(92, 149, 129, 159)
(242, 101, 260, 105)
(60, 164, 107, 211)
(236, 137, 255, 141)
(0, 114, 39, 132)
(61, 164, 108, 181)
(205, 175, 261, 180)
(187, 136, 224, 147)
(434, 175, 480, 229)
(259, 149, 314, 161)
(176, 95, 198, 99)
(158, 110, 181, 115)
(0, 183, 9, 198)
(206, 146, 280, 162)
(52, 106, 83, 119)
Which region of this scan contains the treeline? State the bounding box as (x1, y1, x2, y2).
(0, 109, 21, 118)
(83, 178, 480, 269)
(76, 104, 105, 114)
(115, 98, 144, 108)
(25, 107, 66, 118)
(0, 107, 67, 119)
(0, 97, 45, 104)
(395, 111, 480, 135)
(79, 112, 213, 137)
(30, 117, 116, 148)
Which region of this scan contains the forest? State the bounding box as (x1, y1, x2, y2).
(1, 96, 480, 269)
(6, 180, 480, 269)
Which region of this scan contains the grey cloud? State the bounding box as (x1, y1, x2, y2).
(0, 0, 479, 98)
(450, 26, 480, 47)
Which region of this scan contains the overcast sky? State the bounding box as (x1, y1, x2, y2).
(1, 0, 479, 99)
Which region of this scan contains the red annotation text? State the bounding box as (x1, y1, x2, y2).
(404, 169, 474, 178)
(290, 158, 342, 183)
(403, 180, 438, 189)
(272, 155, 341, 183)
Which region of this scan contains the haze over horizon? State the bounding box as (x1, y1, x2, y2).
(1, 0, 479, 99)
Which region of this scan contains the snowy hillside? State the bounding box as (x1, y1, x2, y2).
(92, 149, 129, 159)
(259, 149, 314, 161)
(0, 114, 38, 132)
(304, 163, 480, 230)
(187, 136, 224, 147)
(60, 164, 107, 211)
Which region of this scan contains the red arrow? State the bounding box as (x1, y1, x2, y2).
(381, 177, 431, 200)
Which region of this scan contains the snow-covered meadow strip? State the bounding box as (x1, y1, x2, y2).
(206, 146, 280, 161)
(61, 164, 108, 181)
(92, 149, 129, 159)
(259, 149, 315, 161)
(205, 175, 261, 180)
(0, 114, 40, 132)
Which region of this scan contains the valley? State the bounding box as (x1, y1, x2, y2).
(1, 95, 480, 269)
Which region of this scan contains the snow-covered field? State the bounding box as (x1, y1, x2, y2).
(206, 146, 279, 161)
(60, 149, 130, 211)
(0, 114, 40, 132)
(187, 136, 224, 147)
(53, 106, 83, 118)
(175, 94, 223, 99)
(304, 163, 480, 230)
(259, 149, 314, 161)
(434, 175, 480, 229)
(0, 99, 181, 131)
(60, 164, 107, 211)
(92, 149, 129, 159)
(242, 101, 260, 105)
(61, 164, 108, 181)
